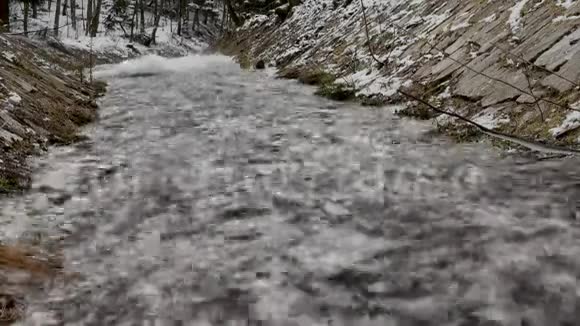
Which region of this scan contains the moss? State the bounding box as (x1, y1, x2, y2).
(238, 52, 252, 69)
(298, 69, 336, 85)
(0, 176, 19, 194)
(396, 104, 436, 120)
(436, 123, 482, 143)
(360, 95, 388, 106)
(315, 83, 357, 101)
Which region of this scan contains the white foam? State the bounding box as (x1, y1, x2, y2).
(94, 54, 234, 79)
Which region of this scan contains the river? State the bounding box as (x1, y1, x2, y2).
(2, 55, 580, 326)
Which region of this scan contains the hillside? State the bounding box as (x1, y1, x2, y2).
(0, 34, 104, 193)
(220, 0, 580, 149)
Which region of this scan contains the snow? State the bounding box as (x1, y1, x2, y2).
(508, 0, 530, 34)
(1, 51, 16, 63)
(8, 0, 208, 57)
(480, 14, 496, 23)
(8, 92, 22, 105)
(556, 0, 576, 8)
(553, 15, 580, 22)
(473, 108, 510, 129)
(549, 110, 580, 137)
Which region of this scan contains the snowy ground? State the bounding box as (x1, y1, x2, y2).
(7, 0, 209, 58)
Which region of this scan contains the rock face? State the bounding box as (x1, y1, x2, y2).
(0, 35, 101, 193)
(222, 0, 580, 146)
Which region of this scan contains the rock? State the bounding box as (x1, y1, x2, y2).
(322, 201, 350, 217)
(255, 60, 266, 70)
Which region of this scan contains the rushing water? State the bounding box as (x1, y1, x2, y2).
(2, 55, 580, 326)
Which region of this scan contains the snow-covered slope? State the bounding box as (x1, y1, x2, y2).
(225, 0, 580, 146)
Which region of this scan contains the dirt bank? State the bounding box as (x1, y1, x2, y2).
(0, 34, 105, 194)
(219, 0, 580, 150)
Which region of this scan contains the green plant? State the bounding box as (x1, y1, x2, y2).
(315, 82, 357, 101)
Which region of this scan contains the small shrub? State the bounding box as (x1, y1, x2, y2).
(315, 83, 357, 101)
(298, 69, 335, 85)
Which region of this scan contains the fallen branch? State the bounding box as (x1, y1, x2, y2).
(398, 89, 580, 155)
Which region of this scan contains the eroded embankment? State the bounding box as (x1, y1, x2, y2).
(219, 0, 580, 149)
(0, 34, 105, 194)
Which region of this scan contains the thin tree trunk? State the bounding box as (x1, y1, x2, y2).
(48, 0, 52, 11)
(85, 0, 92, 34)
(70, 0, 76, 29)
(193, 8, 199, 31)
(140, 0, 145, 32)
(90, 0, 102, 36)
(62, 0, 68, 16)
(177, 0, 182, 36)
(220, 0, 226, 33)
(151, 0, 161, 44)
(32, 0, 38, 19)
(130, 0, 138, 41)
(0, 0, 8, 31)
(24, 0, 30, 36)
(54, 0, 62, 35)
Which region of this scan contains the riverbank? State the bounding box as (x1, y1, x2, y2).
(0, 34, 107, 194)
(218, 0, 580, 152)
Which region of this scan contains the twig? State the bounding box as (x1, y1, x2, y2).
(359, 0, 383, 68)
(522, 63, 544, 121)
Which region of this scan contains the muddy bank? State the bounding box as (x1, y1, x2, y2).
(0, 34, 105, 194)
(218, 0, 580, 150)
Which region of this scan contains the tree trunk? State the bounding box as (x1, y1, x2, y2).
(70, 0, 76, 29)
(62, 0, 68, 16)
(32, 0, 38, 19)
(177, 0, 182, 36)
(140, 0, 145, 32)
(85, 0, 92, 34)
(220, 0, 226, 33)
(151, 0, 161, 44)
(24, 0, 30, 36)
(193, 8, 199, 31)
(90, 0, 102, 36)
(54, 0, 62, 35)
(130, 0, 138, 42)
(0, 0, 8, 32)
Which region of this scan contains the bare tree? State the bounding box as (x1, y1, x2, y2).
(90, 0, 103, 36)
(62, 0, 68, 16)
(32, 0, 38, 19)
(0, 0, 8, 32)
(130, 0, 138, 41)
(24, 0, 30, 36)
(140, 0, 145, 32)
(85, 0, 92, 33)
(54, 0, 62, 35)
(151, 0, 162, 44)
(71, 0, 76, 29)
(177, 0, 183, 35)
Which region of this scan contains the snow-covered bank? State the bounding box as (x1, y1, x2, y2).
(0, 34, 103, 193)
(223, 0, 580, 149)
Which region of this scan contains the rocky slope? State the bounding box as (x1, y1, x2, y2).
(0, 35, 104, 194)
(220, 0, 580, 149)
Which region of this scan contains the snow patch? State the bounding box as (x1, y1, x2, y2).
(1, 51, 16, 63)
(8, 92, 22, 105)
(556, 0, 576, 9)
(473, 108, 510, 129)
(550, 108, 580, 137)
(508, 0, 530, 34)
